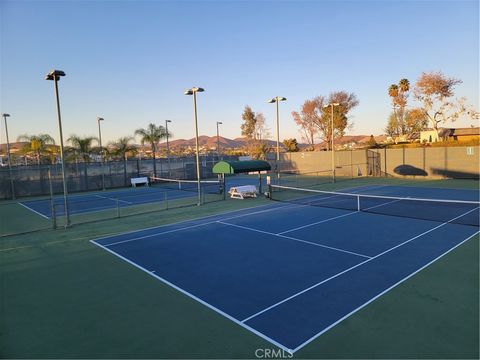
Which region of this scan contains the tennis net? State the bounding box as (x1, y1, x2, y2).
(150, 176, 223, 194)
(268, 184, 479, 227)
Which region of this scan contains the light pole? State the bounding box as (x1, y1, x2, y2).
(2, 113, 15, 199)
(268, 96, 287, 176)
(45, 69, 70, 226)
(323, 102, 340, 183)
(165, 119, 172, 177)
(97, 116, 105, 190)
(184, 87, 205, 206)
(216, 121, 222, 161)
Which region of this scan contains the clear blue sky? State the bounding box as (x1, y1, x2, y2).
(1, 0, 478, 145)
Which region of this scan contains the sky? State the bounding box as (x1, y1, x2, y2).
(0, 0, 478, 145)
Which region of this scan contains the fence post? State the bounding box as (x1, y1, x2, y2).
(444, 146, 448, 178)
(51, 203, 57, 229)
(48, 168, 56, 229)
(384, 146, 387, 177)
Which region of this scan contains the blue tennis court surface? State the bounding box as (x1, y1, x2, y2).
(91, 184, 479, 353)
(18, 177, 260, 218)
(19, 187, 198, 218)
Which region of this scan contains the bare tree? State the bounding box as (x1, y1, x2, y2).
(414, 71, 478, 130)
(254, 112, 270, 142)
(291, 92, 358, 150)
(291, 99, 320, 150)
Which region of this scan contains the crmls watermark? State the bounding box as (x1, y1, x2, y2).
(254, 348, 293, 358)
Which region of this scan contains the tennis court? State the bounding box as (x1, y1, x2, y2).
(17, 176, 268, 218)
(91, 183, 479, 353)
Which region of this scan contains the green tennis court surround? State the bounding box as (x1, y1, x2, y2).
(212, 160, 271, 174)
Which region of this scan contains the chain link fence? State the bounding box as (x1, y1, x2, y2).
(268, 146, 479, 183)
(0, 155, 237, 200)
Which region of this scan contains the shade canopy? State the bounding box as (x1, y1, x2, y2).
(212, 160, 271, 174)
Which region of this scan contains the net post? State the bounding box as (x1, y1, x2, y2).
(266, 176, 272, 199)
(222, 173, 226, 200)
(164, 191, 168, 210)
(357, 195, 360, 211)
(116, 199, 120, 218)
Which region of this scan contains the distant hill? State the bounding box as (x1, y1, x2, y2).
(314, 135, 388, 149)
(156, 136, 278, 149)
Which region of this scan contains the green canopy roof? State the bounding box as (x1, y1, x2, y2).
(212, 160, 271, 174)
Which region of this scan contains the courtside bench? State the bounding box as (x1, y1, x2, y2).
(130, 177, 149, 187)
(228, 185, 257, 199)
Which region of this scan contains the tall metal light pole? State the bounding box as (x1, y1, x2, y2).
(184, 87, 205, 206)
(97, 117, 105, 190)
(268, 96, 287, 176)
(323, 103, 340, 183)
(45, 69, 70, 226)
(2, 113, 15, 199)
(216, 121, 222, 161)
(165, 119, 172, 178)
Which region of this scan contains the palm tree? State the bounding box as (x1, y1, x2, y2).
(17, 134, 55, 165)
(67, 136, 98, 162)
(67, 135, 98, 190)
(110, 136, 137, 186)
(399, 78, 410, 93)
(134, 123, 169, 177)
(388, 84, 399, 98)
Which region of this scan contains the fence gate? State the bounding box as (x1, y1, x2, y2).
(366, 150, 381, 176)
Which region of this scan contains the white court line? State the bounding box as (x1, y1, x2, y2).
(91, 205, 479, 354)
(278, 211, 358, 235)
(90, 239, 294, 354)
(362, 197, 406, 211)
(91, 183, 389, 246)
(217, 220, 371, 259)
(18, 202, 50, 219)
(91, 202, 288, 243)
(240, 206, 479, 324)
(291, 229, 480, 353)
(103, 203, 301, 247)
(95, 194, 133, 204)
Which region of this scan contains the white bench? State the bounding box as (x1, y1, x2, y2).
(228, 185, 257, 199)
(130, 177, 149, 187)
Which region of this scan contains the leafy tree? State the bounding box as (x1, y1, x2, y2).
(248, 142, 269, 160)
(283, 138, 299, 152)
(135, 123, 169, 177)
(367, 135, 378, 148)
(320, 92, 358, 149)
(67, 135, 99, 189)
(405, 108, 429, 135)
(414, 71, 478, 130)
(385, 108, 428, 138)
(110, 136, 137, 186)
(241, 106, 257, 139)
(292, 99, 319, 150)
(17, 133, 55, 165)
(291, 93, 357, 151)
(241, 106, 271, 159)
(384, 112, 399, 137)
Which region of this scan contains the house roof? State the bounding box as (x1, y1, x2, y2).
(453, 127, 480, 136)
